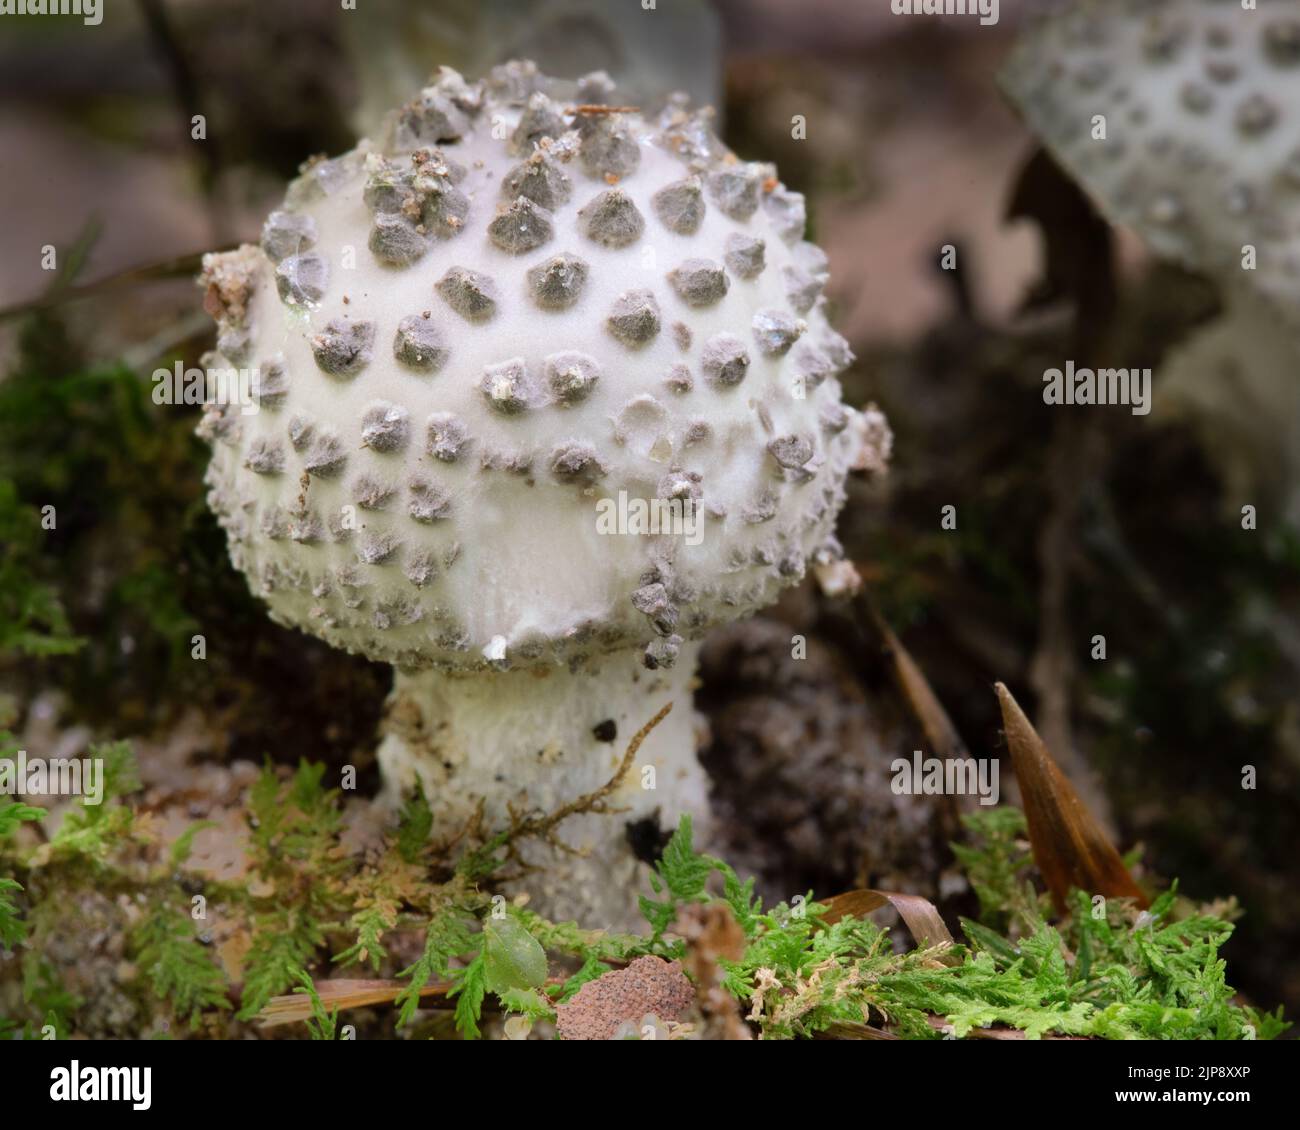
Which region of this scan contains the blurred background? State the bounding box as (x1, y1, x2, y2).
(1, 0, 1296, 1027)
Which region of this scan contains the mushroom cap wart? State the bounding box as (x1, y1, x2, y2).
(1002, 0, 1300, 333)
(199, 61, 869, 673)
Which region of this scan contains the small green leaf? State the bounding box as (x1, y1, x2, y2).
(482, 916, 548, 994)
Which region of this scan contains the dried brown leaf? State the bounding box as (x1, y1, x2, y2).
(819, 888, 954, 950)
(995, 682, 1146, 914)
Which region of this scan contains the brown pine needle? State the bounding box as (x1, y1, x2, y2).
(995, 682, 1147, 914)
(857, 594, 969, 763)
(259, 979, 454, 1028)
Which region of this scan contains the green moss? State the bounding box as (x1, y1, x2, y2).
(132, 904, 229, 1030)
(0, 729, 1284, 1040)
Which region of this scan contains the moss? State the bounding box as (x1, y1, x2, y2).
(1, 726, 1280, 1042)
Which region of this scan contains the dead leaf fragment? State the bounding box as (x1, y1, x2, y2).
(820, 888, 955, 950)
(995, 682, 1147, 913)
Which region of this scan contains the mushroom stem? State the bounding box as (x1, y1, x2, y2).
(376, 641, 710, 929)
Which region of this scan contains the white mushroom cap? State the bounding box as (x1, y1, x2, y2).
(1003, 1, 1300, 333)
(199, 61, 865, 673)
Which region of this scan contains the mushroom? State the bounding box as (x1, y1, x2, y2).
(1002, 1, 1300, 522)
(197, 61, 882, 927)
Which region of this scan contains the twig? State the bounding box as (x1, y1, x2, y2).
(0, 250, 219, 323)
(136, 0, 225, 240)
(474, 703, 672, 873)
(120, 310, 214, 372)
